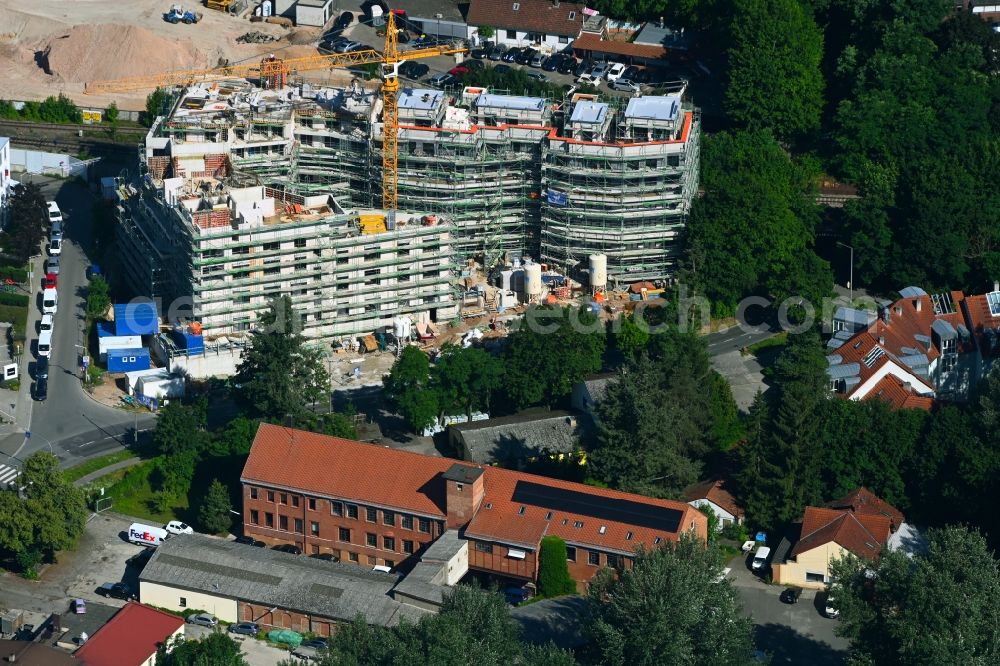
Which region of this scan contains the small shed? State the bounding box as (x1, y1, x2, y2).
(107, 348, 151, 373)
(296, 0, 333, 26)
(137, 373, 185, 400)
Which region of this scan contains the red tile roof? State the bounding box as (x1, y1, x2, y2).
(467, 0, 586, 37)
(243, 424, 705, 555)
(684, 478, 744, 519)
(75, 602, 183, 666)
(791, 507, 892, 561)
(826, 487, 904, 531)
(961, 290, 1000, 359)
(572, 32, 667, 60)
(866, 375, 934, 411)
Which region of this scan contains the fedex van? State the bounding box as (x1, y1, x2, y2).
(128, 523, 169, 548)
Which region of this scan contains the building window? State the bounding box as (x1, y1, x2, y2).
(339, 527, 351, 542)
(332, 501, 343, 517)
(383, 536, 395, 551)
(385, 560, 394, 568)
(308, 498, 317, 511)
(366, 507, 377, 522)
(588, 551, 600, 566)
(367, 533, 377, 547)
(806, 571, 826, 583)
(347, 504, 358, 519)
(566, 546, 576, 562)
(250, 510, 259, 525)
(401, 515, 413, 530)
(558, 35, 569, 44)
(292, 496, 300, 508)
(179, 597, 187, 608)
(280, 493, 287, 505)
(250, 487, 258, 499)
(383, 511, 395, 526)
(606, 553, 621, 568)
(506, 29, 516, 39)
(267, 490, 275, 502)
(279, 515, 288, 531)
(349, 552, 359, 562)
(311, 544, 319, 555)
(418, 518, 431, 533)
(368, 556, 377, 565)
(403, 540, 414, 554)
(311, 521, 320, 536)
(475, 541, 493, 554)
(265, 512, 274, 528)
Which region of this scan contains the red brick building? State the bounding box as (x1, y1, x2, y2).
(241, 424, 708, 588)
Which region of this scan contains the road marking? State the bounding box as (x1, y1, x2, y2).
(0, 463, 19, 485)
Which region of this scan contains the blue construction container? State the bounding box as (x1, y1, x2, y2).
(114, 300, 159, 336)
(96, 321, 116, 338)
(168, 328, 205, 356)
(106, 348, 150, 373)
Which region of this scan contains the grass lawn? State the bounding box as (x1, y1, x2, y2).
(745, 331, 789, 357)
(0, 303, 28, 340)
(90, 461, 188, 525)
(62, 450, 140, 483)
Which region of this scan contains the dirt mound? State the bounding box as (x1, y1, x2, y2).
(43, 24, 207, 83)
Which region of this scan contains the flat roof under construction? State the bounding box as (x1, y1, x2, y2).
(475, 93, 545, 112)
(399, 88, 444, 110)
(570, 101, 609, 124)
(624, 95, 681, 122)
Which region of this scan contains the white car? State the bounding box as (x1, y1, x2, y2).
(40, 313, 54, 333)
(576, 72, 599, 85)
(825, 596, 840, 619)
(49, 238, 62, 256)
(42, 288, 58, 315)
(165, 521, 194, 535)
(605, 63, 627, 82)
(47, 201, 63, 225)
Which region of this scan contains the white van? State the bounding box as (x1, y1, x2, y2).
(128, 523, 169, 547)
(40, 313, 54, 333)
(38, 330, 53, 357)
(42, 288, 58, 314)
(752, 546, 771, 572)
(47, 201, 63, 225)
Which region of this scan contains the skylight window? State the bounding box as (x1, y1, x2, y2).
(573, 520, 584, 528)
(545, 511, 553, 520)
(988, 291, 1000, 317)
(599, 525, 607, 534)
(626, 531, 633, 540)
(517, 506, 525, 515)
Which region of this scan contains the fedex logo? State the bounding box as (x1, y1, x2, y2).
(130, 528, 156, 542)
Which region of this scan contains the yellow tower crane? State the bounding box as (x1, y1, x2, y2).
(86, 10, 466, 211)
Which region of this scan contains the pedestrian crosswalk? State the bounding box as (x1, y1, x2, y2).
(0, 463, 19, 486)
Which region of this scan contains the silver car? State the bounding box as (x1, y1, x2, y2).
(185, 613, 218, 627)
(610, 78, 641, 93)
(334, 40, 361, 53)
(47, 256, 61, 275)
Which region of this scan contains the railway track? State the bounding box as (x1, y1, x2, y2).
(0, 119, 144, 156)
(0, 119, 145, 137)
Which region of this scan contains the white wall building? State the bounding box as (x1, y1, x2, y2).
(0, 137, 11, 227)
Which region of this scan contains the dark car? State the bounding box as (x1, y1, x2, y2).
(780, 587, 803, 604)
(34, 356, 49, 380)
(494, 64, 512, 75)
(235, 535, 266, 547)
(127, 549, 153, 567)
(488, 43, 508, 61)
(335, 11, 353, 30)
(623, 65, 640, 81)
(558, 56, 578, 75)
(502, 47, 521, 62)
(310, 552, 340, 562)
(465, 59, 484, 71)
(301, 638, 328, 650)
(318, 36, 346, 52)
(574, 58, 592, 77)
(400, 61, 429, 79)
(33, 376, 47, 402)
(274, 543, 302, 555)
(96, 582, 134, 600)
(502, 586, 530, 605)
(516, 48, 536, 65)
(633, 67, 651, 83)
(470, 48, 488, 59)
(229, 622, 260, 636)
(541, 55, 560, 72)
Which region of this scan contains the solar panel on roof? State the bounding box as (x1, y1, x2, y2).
(510, 481, 684, 533)
(987, 292, 1000, 317)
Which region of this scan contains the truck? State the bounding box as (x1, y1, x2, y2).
(128, 522, 169, 547)
(164, 5, 202, 24)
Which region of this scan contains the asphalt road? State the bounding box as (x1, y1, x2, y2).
(1, 175, 154, 469)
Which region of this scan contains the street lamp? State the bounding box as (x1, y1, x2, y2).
(837, 241, 854, 304)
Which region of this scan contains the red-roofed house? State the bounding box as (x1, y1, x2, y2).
(773, 490, 903, 589)
(684, 478, 744, 530)
(467, 0, 586, 49)
(241, 423, 707, 590)
(74, 602, 184, 666)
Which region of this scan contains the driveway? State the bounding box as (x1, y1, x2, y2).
(186, 624, 294, 666)
(727, 556, 849, 665)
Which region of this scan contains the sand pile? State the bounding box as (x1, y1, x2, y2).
(43, 24, 207, 83)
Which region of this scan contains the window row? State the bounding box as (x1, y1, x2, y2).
(473, 541, 624, 568)
(248, 487, 435, 534)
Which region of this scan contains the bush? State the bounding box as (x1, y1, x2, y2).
(0, 265, 28, 283)
(538, 535, 577, 597)
(0, 293, 28, 307)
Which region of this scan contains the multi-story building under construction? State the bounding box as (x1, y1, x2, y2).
(118, 78, 698, 343)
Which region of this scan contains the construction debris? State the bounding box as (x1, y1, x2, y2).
(236, 31, 277, 44)
(264, 16, 293, 28)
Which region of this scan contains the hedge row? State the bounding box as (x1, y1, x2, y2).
(0, 293, 29, 307)
(0, 265, 28, 283)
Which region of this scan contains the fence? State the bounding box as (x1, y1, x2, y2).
(10, 148, 95, 179)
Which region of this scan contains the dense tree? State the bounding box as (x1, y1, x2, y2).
(0, 183, 48, 262)
(587, 535, 757, 666)
(726, 0, 824, 141)
(198, 479, 232, 534)
(686, 130, 830, 315)
(234, 296, 329, 421)
(157, 632, 248, 666)
(383, 345, 438, 432)
(432, 345, 503, 421)
(707, 370, 743, 450)
(538, 536, 577, 597)
(829, 526, 1000, 666)
(85, 275, 112, 320)
(501, 305, 605, 410)
(0, 490, 33, 558)
(143, 88, 170, 126)
(611, 313, 649, 360)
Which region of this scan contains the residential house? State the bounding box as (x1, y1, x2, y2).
(0, 640, 79, 666)
(772, 489, 903, 589)
(684, 479, 744, 530)
(74, 602, 184, 666)
(240, 423, 707, 591)
(467, 0, 586, 49)
(571, 372, 614, 420)
(449, 408, 589, 466)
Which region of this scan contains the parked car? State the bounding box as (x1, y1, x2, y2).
(501, 47, 521, 62)
(590, 62, 610, 79)
(229, 622, 260, 636)
(824, 595, 840, 618)
(165, 520, 193, 535)
(334, 11, 353, 30)
(42, 288, 58, 315)
(780, 587, 803, 604)
(39, 315, 54, 335)
(541, 55, 560, 72)
(34, 356, 48, 380)
(47, 201, 63, 225)
(470, 48, 488, 59)
(526, 72, 548, 82)
(71, 598, 86, 614)
(465, 59, 484, 71)
(558, 56, 578, 75)
(46, 256, 60, 275)
(576, 72, 599, 85)
(609, 78, 641, 93)
(448, 65, 469, 77)
(235, 535, 266, 547)
(274, 543, 302, 555)
(529, 52, 546, 68)
(333, 40, 362, 53)
(33, 376, 48, 402)
(494, 64, 512, 75)
(186, 613, 218, 628)
(605, 62, 627, 82)
(50, 221, 63, 240)
(428, 72, 457, 88)
(96, 582, 134, 600)
(502, 586, 530, 605)
(42, 273, 57, 290)
(319, 36, 348, 52)
(488, 43, 507, 60)
(574, 58, 592, 77)
(301, 638, 328, 650)
(406, 62, 430, 79)
(516, 48, 536, 65)
(291, 645, 319, 662)
(48, 238, 62, 256)
(622, 65, 640, 81)
(310, 552, 339, 562)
